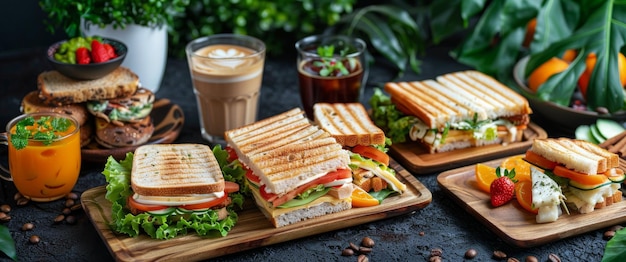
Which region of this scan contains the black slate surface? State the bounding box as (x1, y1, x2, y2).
(0, 40, 611, 262)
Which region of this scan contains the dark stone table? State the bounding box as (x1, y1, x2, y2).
(0, 40, 610, 261)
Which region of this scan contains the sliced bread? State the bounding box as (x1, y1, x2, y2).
(37, 66, 139, 106)
(313, 103, 386, 147)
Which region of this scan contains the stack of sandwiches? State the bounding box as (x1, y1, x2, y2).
(313, 103, 406, 198)
(525, 138, 624, 222)
(383, 70, 532, 153)
(225, 108, 354, 227)
(21, 66, 155, 149)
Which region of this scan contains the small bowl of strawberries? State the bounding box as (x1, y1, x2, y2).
(47, 36, 127, 80)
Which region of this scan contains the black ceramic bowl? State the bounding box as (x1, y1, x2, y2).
(513, 56, 626, 131)
(47, 37, 127, 80)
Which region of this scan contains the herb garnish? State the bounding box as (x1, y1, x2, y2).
(10, 116, 72, 150)
(314, 45, 357, 77)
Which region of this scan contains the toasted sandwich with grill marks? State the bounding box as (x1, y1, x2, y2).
(384, 70, 532, 153)
(225, 108, 354, 227)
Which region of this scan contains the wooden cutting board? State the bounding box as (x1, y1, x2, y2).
(437, 156, 626, 248)
(81, 160, 431, 261)
(390, 122, 547, 175)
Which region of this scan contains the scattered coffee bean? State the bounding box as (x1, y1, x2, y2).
(430, 248, 443, 257)
(464, 248, 477, 259)
(62, 208, 72, 215)
(493, 250, 507, 260)
(604, 230, 616, 240)
(65, 215, 77, 225)
(341, 248, 354, 256)
(66, 192, 79, 200)
(0, 212, 10, 222)
(525, 256, 538, 262)
(548, 253, 561, 262)
(70, 204, 82, 212)
(419, 231, 425, 236)
(29, 235, 40, 244)
(0, 204, 10, 213)
(349, 242, 359, 251)
(14, 193, 22, 201)
(65, 198, 75, 208)
(507, 258, 520, 262)
(609, 225, 624, 232)
(357, 254, 368, 262)
(361, 236, 375, 248)
(359, 247, 372, 254)
(54, 214, 65, 224)
(16, 197, 29, 206)
(429, 256, 442, 262)
(21, 222, 34, 231)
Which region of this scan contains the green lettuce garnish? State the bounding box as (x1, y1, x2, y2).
(369, 88, 418, 143)
(101, 146, 246, 240)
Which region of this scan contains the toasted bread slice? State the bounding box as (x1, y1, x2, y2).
(37, 66, 139, 106)
(225, 108, 351, 195)
(131, 144, 224, 196)
(572, 139, 620, 169)
(313, 103, 386, 147)
(529, 138, 619, 175)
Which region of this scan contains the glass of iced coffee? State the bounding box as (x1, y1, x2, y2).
(186, 34, 266, 145)
(296, 35, 368, 118)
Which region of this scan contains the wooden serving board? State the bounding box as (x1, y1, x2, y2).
(391, 122, 547, 175)
(81, 160, 431, 261)
(437, 156, 626, 248)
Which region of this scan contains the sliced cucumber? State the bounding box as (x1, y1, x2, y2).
(147, 207, 176, 216)
(575, 125, 591, 141)
(177, 207, 210, 214)
(568, 179, 612, 191)
(589, 124, 606, 144)
(608, 173, 626, 183)
(596, 119, 626, 140)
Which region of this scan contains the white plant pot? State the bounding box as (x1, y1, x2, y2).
(81, 21, 168, 93)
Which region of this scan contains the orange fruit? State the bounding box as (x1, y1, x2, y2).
(527, 57, 570, 92)
(515, 180, 538, 214)
(561, 49, 577, 63)
(578, 52, 626, 98)
(351, 186, 379, 207)
(475, 163, 497, 194)
(523, 18, 537, 48)
(500, 155, 531, 183)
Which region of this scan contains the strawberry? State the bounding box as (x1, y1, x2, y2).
(490, 167, 517, 207)
(103, 43, 117, 59)
(91, 40, 109, 63)
(75, 47, 91, 64)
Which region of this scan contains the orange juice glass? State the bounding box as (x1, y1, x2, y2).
(0, 112, 81, 202)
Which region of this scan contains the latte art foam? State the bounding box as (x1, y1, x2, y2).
(194, 45, 257, 71)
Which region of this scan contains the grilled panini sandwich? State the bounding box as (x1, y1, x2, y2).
(225, 108, 353, 227)
(525, 138, 623, 215)
(384, 70, 532, 153)
(313, 103, 406, 197)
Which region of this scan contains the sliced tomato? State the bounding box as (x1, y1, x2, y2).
(524, 150, 557, 170)
(245, 168, 261, 184)
(225, 181, 239, 194)
(179, 194, 228, 210)
(127, 196, 169, 212)
(553, 165, 609, 185)
(225, 146, 238, 162)
(260, 169, 351, 207)
(352, 145, 390, 166)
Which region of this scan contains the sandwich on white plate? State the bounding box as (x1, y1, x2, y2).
(313, 102, 406, 204)
(374, 70, 532, 153)
(524, 138, 624, 223)
(225, 108, 354, 227)
(102, 143, 245, 239)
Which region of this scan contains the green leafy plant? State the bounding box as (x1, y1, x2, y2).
(603, 227, 626, 261)
(11, 116, 72, 150)
(39, 0, 190, 37)
(0, 225, 16, 261)
(314, 45, 355, 77)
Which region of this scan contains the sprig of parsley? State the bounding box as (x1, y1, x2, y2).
(10, 116, 72, 150)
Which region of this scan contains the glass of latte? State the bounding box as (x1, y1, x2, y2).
(186, 34, 266, 145)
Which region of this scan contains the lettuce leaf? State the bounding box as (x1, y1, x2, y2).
(369, 88, 417, 143)
(101, 147, 245, 240)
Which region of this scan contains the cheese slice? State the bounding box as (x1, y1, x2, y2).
(531, 167, 565, 223)
(132, 191, 224, 206)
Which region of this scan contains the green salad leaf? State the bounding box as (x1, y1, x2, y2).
(369, 88, 417, 143)
(603, 227, 626, 261)
(0, 225, 16, 261)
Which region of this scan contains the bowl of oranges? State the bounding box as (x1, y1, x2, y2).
(513, 55, 626, 132)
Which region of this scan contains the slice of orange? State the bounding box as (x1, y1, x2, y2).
(515, 180, 538, 214)
(475, 163, 497, 194)
(501, 155, 531, 182)
(351, 186, 379, 208)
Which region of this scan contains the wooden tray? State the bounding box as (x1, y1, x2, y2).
(390, 122, 547, 174)
(81, 98, 184, 163)
(437, 156, 626, 248)
(81, 160, 431, 261)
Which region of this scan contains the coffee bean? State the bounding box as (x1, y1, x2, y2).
(464, 248, 477, 259)
(361, 236, 375, 248)
(66, 192, 79, 200)
(21, 222, 34, 231)
(65, 215, 77, 225)
(548, 253, 561, 262)
(357, 254, 368, 262)
(430, 248, 443, 257)
(29, 235, 40, 244)
(0, 204, 10, 213)
(65, 199, 75, 208)
(13, 193, 22, 201)
(493, 250, 507, 260)
(341, 248, 354, 256)
(609, 225, 624, 232)
(0, 212, 10, 222)
(70, 204, 82, 212)
(54, 214, 65, 224)
(604, 230, 616, 240)
(525, 256, 538, 262)
(507, 258, 520, 262)
(349, 242, 359, 251)
(419, 231, 425, 236)
(16, 197, 29, 206)
(358, 247, 372, 254)
(429, 256, 442, 262)
(62, 208, 72, 215)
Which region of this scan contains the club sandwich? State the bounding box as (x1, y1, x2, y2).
(525, 138, 623, 218)
(313, 103, 406, 199)
(384, 70, 532, 153)
(225, 108, 353, 227)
